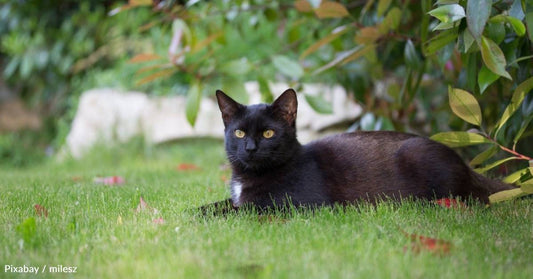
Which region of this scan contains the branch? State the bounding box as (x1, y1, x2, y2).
(485, 135, 532, 161)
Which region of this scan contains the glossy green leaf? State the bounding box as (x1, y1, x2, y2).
(478, 65, 499, 94)
(20, 55, 33, 79)
(496, 76, 533, 133)
(305, 94, 333, 114)
(513, 114, 533, 146)
(185, 81, 202, 126)
(465, 53, 477, 91)
(479, 36, 511, 80)
(489, 15, 526, 36)
(475, 157, 520, 174)
(300, 25, 349, 60)
(221, 79, 248, 104)
(423, 29, 458, 56)
(448, 87, 482, 126)
(272, 55, 304, 80)
(379, 7, 402, 33)
(503, 167, 531, 184)
(484, 22, 506, 44)
(264, 8, 279, 21)
(377, 0, 392, 17)
(489, 188, 525, 203)
(404, 40, 422, 70)
(219, 58, 252, 76)
(462, 29, 475, 53)
(470, 146, 498, 167)
(522, 180, 533, 194)
(433, 21, 457, 31)
(466, 0, 491, 41)
(430, 131, 490, 147)
(436, 0, 459, 4)
(428, 4, 465, 23)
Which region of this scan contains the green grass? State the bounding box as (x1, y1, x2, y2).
(1, 139, 531, 279)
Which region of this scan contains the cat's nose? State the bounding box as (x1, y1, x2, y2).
(245, 139, 257, 153)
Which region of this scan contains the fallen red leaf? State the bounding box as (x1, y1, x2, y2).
(434, 198, 466, 209)
(220, 175, 229, 182)
(94, 176, 125, 185)
(401, 230, 451, 255)
(34, 204, 48, 218)
(71, 176, 83, 182)
(176, 163, 201, 171)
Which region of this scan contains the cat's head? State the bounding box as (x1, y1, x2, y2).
(216, 89, 300, 171)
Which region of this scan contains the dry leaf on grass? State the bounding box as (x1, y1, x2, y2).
(402, 229, 452, 255)
(34, 204, 48, 218)
(434, 198, 466, 208)
(176, 163, 201, 171)
(71, 176, 83, 182)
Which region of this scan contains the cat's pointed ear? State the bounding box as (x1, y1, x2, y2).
(272, 88, 298, 126)
(216, 90, 243, 126)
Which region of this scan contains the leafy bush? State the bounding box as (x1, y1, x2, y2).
(0, 131, 47, 167)
(425, 0, 533, 201)
(0, 1, 161, 166)
(123, 0, 532, 201)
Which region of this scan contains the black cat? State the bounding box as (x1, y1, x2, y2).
(211, 88, 513, 210)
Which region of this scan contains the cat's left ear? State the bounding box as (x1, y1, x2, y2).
(272, 88, 298, 126)
(216, 90, 244, 126)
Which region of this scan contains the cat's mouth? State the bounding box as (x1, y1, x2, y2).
(239, 154, 267, 170)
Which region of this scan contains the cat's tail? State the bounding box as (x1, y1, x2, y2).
(469, 171, 516, 203)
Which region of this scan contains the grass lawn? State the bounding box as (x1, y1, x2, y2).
(1, 139, 531, 279)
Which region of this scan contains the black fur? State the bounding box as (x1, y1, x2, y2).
(211, 89, 514, 210)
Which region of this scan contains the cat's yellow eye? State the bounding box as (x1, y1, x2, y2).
(263, 129, 275, 139)
(234, 129, 246, 138)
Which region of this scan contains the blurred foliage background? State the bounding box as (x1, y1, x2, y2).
(1, 0, 532, 193)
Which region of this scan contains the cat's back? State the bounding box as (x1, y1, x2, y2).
(302, 131, 469, 202)
(306, 131, 420, 158)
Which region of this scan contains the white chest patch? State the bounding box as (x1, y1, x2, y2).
(231, 181, 243, 205)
